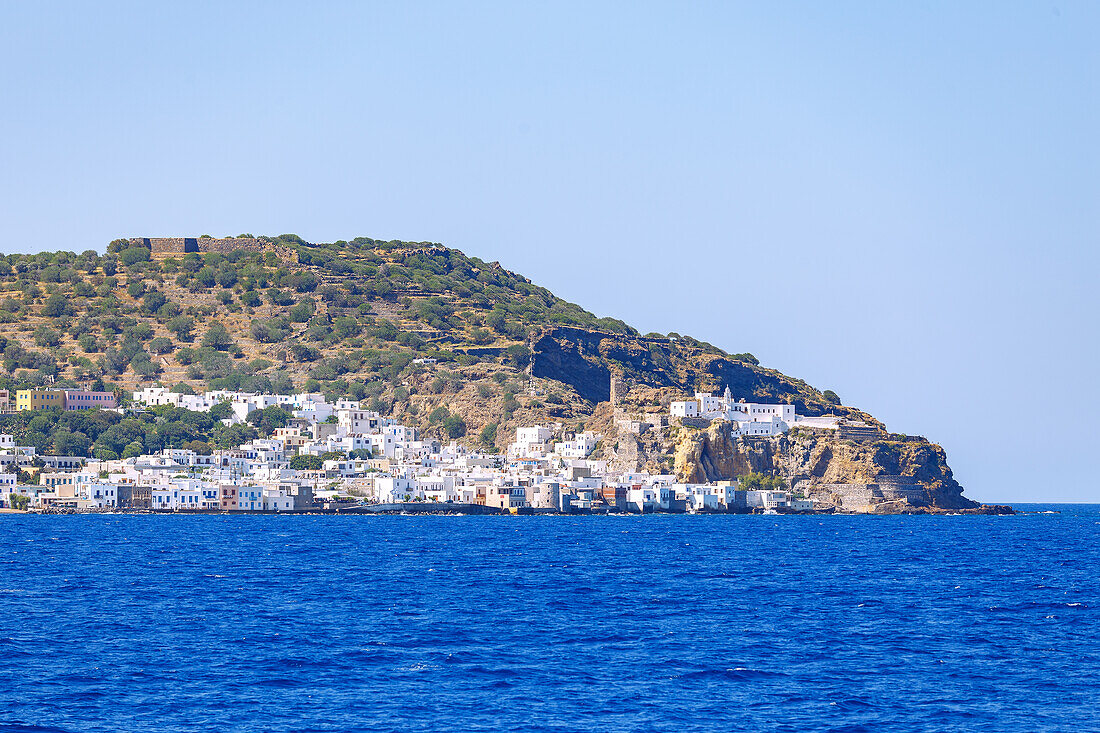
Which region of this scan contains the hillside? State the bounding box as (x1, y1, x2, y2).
(0, 234, 977, 507)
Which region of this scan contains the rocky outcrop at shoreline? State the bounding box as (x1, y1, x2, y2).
(674, 420, 980, 511)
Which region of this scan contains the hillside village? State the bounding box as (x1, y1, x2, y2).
(0, 235, 983, 511)
(0, 382, 949, 514)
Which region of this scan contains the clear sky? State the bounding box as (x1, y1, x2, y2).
(1, 2, 1096, 503)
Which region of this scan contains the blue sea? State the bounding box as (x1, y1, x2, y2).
(2, 505, 1098, 732)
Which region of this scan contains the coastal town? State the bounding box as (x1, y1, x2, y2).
(0, 385, 846, 514)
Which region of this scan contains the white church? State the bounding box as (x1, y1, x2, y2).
(670, 387, 796, 437)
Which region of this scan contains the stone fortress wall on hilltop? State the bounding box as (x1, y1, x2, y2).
(129, 237, 299, 262)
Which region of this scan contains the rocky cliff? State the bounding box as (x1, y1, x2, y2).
(0, 233, 985, 509)
(673, 420, 977, 511)
(530, 326, 877, 423)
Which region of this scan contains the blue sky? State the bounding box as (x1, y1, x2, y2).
(1, 2, 1096, 502)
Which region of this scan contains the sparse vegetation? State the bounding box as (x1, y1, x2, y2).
(738, 472, 787, 491)
(0, 236, 855, 455)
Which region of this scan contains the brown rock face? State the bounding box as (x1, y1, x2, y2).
(674, 421, 768, 483)
(673, 422, 976, 509)
(529, 326, 877, 422)
(777, 430, 975, 508)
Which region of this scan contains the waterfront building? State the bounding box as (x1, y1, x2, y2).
(745, 490, 789, 510)
(4, 387, 825, 514)
(375, 476, 417, 503)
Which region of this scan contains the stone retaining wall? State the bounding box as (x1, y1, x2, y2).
(799, 480, 930, 510)
(130, 237, 299, 262)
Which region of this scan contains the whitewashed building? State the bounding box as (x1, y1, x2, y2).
(554, 432, 600, 459)
(375, 476, 418, 503)
(508, 426, 552, 458)
(670, 400, 699, 418)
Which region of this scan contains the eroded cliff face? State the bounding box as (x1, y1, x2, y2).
(528, 325, 981, 509)
(673, 421, 976, 509)
(529, 326, 877, 422)
(673, 421, 775, 483)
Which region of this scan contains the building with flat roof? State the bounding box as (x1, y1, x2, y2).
(62, 390, 117, 410)
(16, 389, 65, 411)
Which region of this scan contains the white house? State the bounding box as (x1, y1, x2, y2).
(733, 418, 787, 437)
(696, 391, 725, 413)
(152, 485, 204, 510)
(83, 482, 118, 509)
(625, 485, 671, 513)
(509, 426, 552, 458)
(560, 485, 598, 512)
(683, 485, 720, 512)
(416, 476, 456, 502)
(670, 400, 699, 418)
(554, 431, 600, 459)
(237, 487, 264, 511)
(263, 487, 294, 511)
(745, 490, 789, 510)
(384, 424, 418, 443)
(338, 407, 382, 434)
(375, 476, 418, 503)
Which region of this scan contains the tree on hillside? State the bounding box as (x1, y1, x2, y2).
(212, 423, 257, 449)
(208, 401, 234, 421)
(41, 291, 70, 317)
(100, 348, 129, 375)
(505, 344, 532, 368)
(289, 454, 323, 471)
(202, 323, 234, 351)
(486, 309, 507, 333)
(738, 472, 786, 492)
(121, 441, 144, 459)
(33, 327, 61, 348)
(130, 351, 161, 378)
(167, 316, 195, 342)
(443, 414, 467, 439)
(119, 247, 151, 267)
(142, 290, 167, 313)
(52, 429, 91, 456)
(77, 333, 100, 353)
(246, 405, 293, 435)
(267, 289, 294, 306)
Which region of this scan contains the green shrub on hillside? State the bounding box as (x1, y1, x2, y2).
(738, 472, 786, 491)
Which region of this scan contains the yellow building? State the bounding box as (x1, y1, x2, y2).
(15, 389, 65, 411)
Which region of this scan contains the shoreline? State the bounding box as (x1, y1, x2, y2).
(3, 503, 1018, 517)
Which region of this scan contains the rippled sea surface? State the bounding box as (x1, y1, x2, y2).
(2, 505, 1099, 732)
